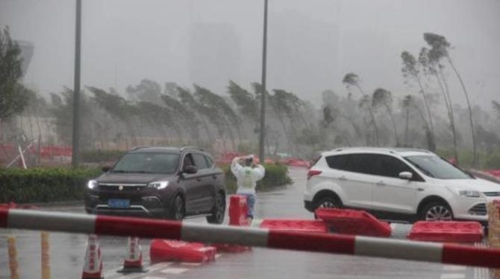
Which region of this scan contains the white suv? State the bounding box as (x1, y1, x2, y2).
(304, 148, 500, 224)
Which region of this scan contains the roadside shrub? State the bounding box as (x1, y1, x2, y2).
(0, 167, 101, 203)
(0, 162, 293, 204)
(221, 163, 293, 194)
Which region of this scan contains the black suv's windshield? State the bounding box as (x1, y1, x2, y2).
(404, 155, 471, 180)
(112, 152, 180, 174)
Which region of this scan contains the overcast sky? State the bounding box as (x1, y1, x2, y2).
(1, 0, 499, 108)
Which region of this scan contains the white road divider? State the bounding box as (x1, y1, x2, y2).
(0, 208, 499, 269)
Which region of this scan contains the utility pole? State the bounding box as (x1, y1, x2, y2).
(259, 0, 268, 164)
(72, 0, 82, 168)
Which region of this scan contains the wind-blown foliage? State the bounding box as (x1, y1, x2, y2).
(0, 27, 31, 120)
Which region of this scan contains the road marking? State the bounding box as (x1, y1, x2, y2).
(179, 262, 203, 267)
(143, 277, 165, 279)
(160, 267, 189, 274)
(107, 263, 172, 279)
(473, 241, 491, 279)
(443, 265, 467, 271)
(440, 274, 466, 279)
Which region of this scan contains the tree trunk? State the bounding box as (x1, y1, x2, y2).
(435, 68, 459, 164)
(276, 113, 295, 155)
(355, 84, 380, 146)
(447, 57, 476, 166)
(405, 107, 409, 146)
(342, 115, 366, 146)
(412, 103, 435, 151)
(385, 104, 399, 147)
(415, 76, 435, 136)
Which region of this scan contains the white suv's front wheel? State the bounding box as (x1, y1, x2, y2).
(420, 202, 453, 221)
(315, 196, 342, 210)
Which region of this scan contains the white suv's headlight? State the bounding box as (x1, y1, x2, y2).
(148, 181, 169, 189)
(458, 190, 481, 197)
(87, 180, 97, 190)
(447, 187, 481, 198)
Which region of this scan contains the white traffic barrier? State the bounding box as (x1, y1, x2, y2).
(0, 208, 499, 269)
(118, 236, 146, 273)
(81, 234, 103, 279)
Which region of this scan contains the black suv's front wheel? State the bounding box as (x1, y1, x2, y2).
(206, 192, 225, 224)
(168, 195, 185, 221)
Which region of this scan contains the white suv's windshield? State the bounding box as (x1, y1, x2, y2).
(112, 153, 179, 174)
(404, 155, 471, 180)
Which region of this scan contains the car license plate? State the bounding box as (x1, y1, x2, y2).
(108, 199, 130, 208)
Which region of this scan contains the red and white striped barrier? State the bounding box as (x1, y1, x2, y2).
(1, 208, 500, 269)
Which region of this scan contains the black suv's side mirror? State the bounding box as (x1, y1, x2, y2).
(102, 165, 112, 172)
(182, 165, 198, 174)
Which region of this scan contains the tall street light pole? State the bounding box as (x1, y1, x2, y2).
(72, 0, 82, 168)
(259, 0, 268, 164)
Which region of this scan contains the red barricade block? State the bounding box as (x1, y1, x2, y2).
(408, 221, 483, 243)
(229, 195, 249, 226)
(315, 208, 391, 237)
(150, 239, 217, 263)
(259, 219, 328, 233)
(287, 159, 310, 168)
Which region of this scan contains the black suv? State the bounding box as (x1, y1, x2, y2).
(84, 146, 226, 224)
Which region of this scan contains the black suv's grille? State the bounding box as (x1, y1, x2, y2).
(484, 192, 500, 197)
(98, 183, 147, 191)
(469, 203, 487, 216)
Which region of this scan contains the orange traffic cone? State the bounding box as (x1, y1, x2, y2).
(81, 234, 103, 279)
(118, 237, 147, 273)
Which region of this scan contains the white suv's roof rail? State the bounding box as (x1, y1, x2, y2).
(328, 147, 433, 155)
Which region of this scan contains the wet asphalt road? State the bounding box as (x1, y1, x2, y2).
(0, 167, 492, 279)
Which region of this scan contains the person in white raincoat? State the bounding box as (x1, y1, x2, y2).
(231, 155, 265, 221)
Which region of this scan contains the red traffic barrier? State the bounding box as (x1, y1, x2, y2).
(81, 235, 103, 279)
(0, 202, 38, 209)
(315, 208, 392, 237)
(219, 195, 251, 252)
(485, 170, 500, 178)
(150, 239, 216, 263)
(408, 221, 483, 243)
(259, 219, 328, 233)
(229, 195, 249, 226)
(286, 159, 310, 168)
(118, 237, 146, 273)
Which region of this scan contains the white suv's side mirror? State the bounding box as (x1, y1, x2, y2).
(399, 171, 413, 180)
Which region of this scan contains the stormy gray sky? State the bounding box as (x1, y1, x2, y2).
(1, 0, 499, 108)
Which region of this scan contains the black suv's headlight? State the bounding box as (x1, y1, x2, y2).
(148, 181, 169, 189)
(87, 180, 97, 190)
